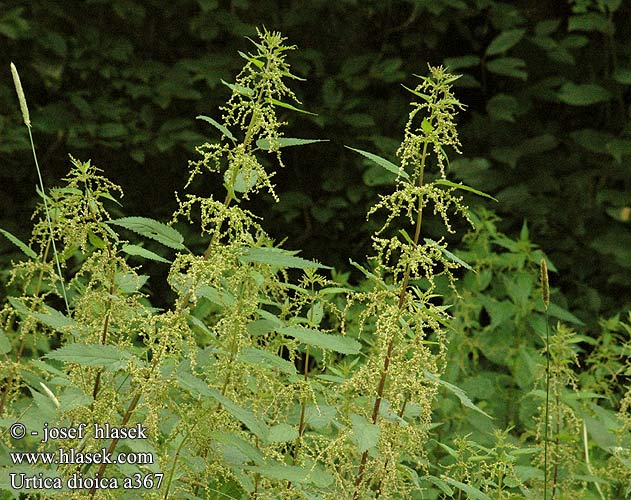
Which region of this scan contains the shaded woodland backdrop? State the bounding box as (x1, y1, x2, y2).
(1, 0, 630, 322)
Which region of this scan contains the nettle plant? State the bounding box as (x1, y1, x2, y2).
(8, 27, 628, 500)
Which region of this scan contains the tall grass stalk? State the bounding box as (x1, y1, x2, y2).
(10, 62, 69, 314)
(541, 258, 551, 500)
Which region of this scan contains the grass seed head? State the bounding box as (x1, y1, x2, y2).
(10, 62, 31, 128)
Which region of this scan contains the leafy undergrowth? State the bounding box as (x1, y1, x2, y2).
(0, 29, 629, 500)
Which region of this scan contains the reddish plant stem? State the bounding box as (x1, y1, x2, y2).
(353, 139, 428, 499)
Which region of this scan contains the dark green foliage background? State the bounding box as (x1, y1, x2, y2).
(2, 0, 630, 322)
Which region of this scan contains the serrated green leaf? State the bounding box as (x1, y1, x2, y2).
(558, 83, 612, 106)
(32, 305, 78, 330)
(613, 67, 631, 85)
(486, 57, 527, 80)
(443, 55, 480, 70)
(45, 344, 135, 370)
(345, 146, 409, 180)
(240, 247, 331, 270)
(246, 463, 334, 488)
(211, 431, 264, 463)
(238, 50, 264, 68)
(279, 326, 361, 354)
(546, 303, 585, 325)
(122, 244, 171, 263)
(443, 478, 492, 500)
(238, 347, 296, 376)
(434, 179, 498, 201)
(196, 115, 236, 141)
(225, 168, 258, 193)
(207, 388, 269, 439)
(267, 423, 298, 443)
(421, 118, 434, 134)
(58, 386, 93, 412)
(486, 93, 519, 122)
(401, 84, 431, 102)
(196, 285, 235, 306)
(108, 216, 185, 250)
(7, 297, 29, 317)
(319, 287, 352, 296)
(256, 137, 328, 151)
(114, 272, 149, 294)
(303, 404, 337, 430)
(424, 238, 474, 271)
(350, 413, 381, 452)
(0, 228, 37, 258)
(98, 190, 123, 207)
(425, 371, 492, 419)
(486, 29, 526, 56)
(606, 138, 631, 163)
(568, 12, 611, 33)
(177, 370, 214, 397)
(268, 98, 317, 115)
(177, 371, 269, 440)
(0, 327, 12, 354)
(221, 79, 255, 97)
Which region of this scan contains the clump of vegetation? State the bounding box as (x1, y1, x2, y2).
(1, 27, 630, 500)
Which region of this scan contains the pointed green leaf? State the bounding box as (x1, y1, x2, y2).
(0, 228, 37, 258)
(422, 475, 454, 495)
(267, 423, 299, 443)
(256, 137, 328, 151)
(613, 67, 631, 85)
(196, 115, 236, 141)
(486, 57, 527, 80)
(97, 191, 123, 207)
(546, 303, 585, 325)
(115, 272, 149, 294)
(196, 285, 235, 306)
(0, 327, 12, 354)
(32, 305, 78, 330)
(486, 29, 526, 56)
(350, 413, 381, 452)
(421, 118, 434, 134)
(424, 238, 474, 271)
(177, 370, 214, 397)
(240, 247, 331, 270)
(267, 98, 317, 116)
(606, 138, 631, 163)
(558, 83, 612, 106)
(121, 244, 170, 263)
(238, 347, 297, 376)
(443, 55, 480, 70)
(425, 371, 492, 419)
(108, 217, 185, 250)
(238, 50, 264, 68)
(7, 297, 29, 316)
(225, 168, 258, 193)
(211, 431, 264, 463)
(246, 463, 334, 487)
(221, 79, 255, 97)
(179, 370, 270, 438)
(443, 478, 492, 500)
(207, 388, 269, 439)
(434, 179, 498, 201)
(279, 326, 361, 354)
(45, 344, 136, 370)
(345, 146, 409, 180)
(401, 84, 431, 102)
